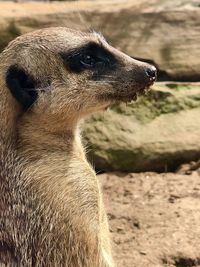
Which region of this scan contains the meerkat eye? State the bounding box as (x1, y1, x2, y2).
(80, 54, 102, 68)
(60, 42, 116, 73)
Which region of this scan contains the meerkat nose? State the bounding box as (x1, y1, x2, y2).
(145, 66, 157, 82)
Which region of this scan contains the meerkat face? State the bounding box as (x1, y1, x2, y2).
(4, 27, 156, 122)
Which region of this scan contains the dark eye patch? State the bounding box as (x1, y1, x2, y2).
(60, 42, 117, 74)
(6, 65, 38, 111)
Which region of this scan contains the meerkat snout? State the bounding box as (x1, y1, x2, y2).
(4, 27, 156, 118)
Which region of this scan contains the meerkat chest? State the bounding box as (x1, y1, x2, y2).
(16, 128, 102, 227)
(23, 154, 101, 220)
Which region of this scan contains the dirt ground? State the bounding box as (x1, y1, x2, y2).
(99, 169, 200, 267)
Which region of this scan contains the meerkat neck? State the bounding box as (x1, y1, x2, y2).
(17, 113, 84, 160)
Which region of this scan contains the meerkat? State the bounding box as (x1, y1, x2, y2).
(0, 27, 156, 267)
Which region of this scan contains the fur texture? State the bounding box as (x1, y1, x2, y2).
(0, 27, 156, 267)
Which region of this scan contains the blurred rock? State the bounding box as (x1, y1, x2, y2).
(0, 0, 199, 81)
(83, 83, 200, 172)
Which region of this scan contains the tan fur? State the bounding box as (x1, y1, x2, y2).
(0, 27, 155, 266)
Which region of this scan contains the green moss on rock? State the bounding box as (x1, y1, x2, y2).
(84, 84, 200, 172)
(110, 84, 200, 124)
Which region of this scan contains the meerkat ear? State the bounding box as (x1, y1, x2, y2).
(6, 65, 38, 111)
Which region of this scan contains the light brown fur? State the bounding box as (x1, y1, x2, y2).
(0, 27, 156, 266)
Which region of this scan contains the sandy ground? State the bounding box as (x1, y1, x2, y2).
(99, 170, 200, 267)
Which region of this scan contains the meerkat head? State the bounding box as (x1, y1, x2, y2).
(4, 27, 156, 128)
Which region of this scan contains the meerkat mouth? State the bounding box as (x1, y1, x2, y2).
(116, 84, 153, 103)
(98, 83, 153, 106)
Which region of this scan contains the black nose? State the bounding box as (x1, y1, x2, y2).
(146, 66, 157, 81)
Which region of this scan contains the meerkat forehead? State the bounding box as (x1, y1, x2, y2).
(6, 27, 106, 54)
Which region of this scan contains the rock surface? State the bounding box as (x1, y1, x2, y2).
(0, 0, 200, 80)
(83, 83, 200, 172)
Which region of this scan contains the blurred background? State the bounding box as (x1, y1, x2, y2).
(1, 0, 200, 266)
